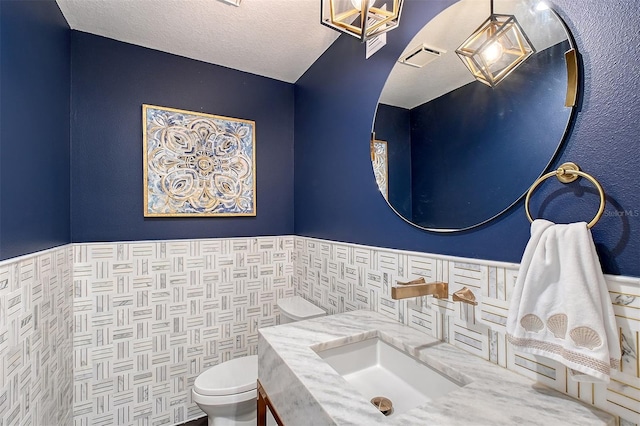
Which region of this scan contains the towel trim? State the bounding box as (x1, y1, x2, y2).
(506, 334, 620, 376)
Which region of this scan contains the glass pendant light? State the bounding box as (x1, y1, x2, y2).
(455, 0, 535, 87)
(321, 0, 404, 42)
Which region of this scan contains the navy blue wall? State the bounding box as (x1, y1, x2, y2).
(71, 32, 295, 242)
(373, 104, 412, 218)
(294, 0, 640, 277)
(0, 0, 70, 261)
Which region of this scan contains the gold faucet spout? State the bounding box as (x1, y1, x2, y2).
(391, 281, 448, 300)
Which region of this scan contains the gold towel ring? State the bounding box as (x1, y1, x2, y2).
(525, 162, 606, 229)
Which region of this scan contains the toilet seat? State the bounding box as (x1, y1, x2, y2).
(194, 355, 258, 397)
(192, 387, 257, 406)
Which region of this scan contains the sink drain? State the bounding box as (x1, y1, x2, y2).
(370, 396, 393, 416)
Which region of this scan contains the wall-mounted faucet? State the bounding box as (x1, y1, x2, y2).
(390, 279, 477, 307)
(391, 278, 448, 300)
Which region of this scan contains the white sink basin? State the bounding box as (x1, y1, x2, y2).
(314, 338, 464, 417)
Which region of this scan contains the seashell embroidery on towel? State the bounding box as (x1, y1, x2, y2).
(520, 314, 544, 333)
(546, 313, 568, 339)
(569, 326, 602, 350)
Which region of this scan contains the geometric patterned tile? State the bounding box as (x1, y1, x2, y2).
(448, 316, 490, 360)
(294, 237, 640, 426)
(596, 371, 640, 424)
(608, 277, 640, 379)
(506, 343, 567, 389)
(477, 296, 510, 333)
(1, 236, 637, 426)
(72, 236, 294, 425)
(0, 246, 74, 426)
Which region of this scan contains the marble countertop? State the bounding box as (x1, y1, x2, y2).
(258, 310, 615, 426)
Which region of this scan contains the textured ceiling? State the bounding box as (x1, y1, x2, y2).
(56, 0, 340, 83)
(56, 0, 566, 105)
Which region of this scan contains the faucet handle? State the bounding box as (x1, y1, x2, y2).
(452, 287, 478, 306)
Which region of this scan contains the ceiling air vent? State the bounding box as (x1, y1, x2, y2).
(399, 45, 445, 68)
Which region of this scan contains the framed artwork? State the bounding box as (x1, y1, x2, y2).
(143, 104, 256, 217)
(371, 138, 388, 199)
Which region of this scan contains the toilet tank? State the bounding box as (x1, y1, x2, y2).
(277, 296, 326, 324)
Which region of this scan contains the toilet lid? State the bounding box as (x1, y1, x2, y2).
(277, 296, 325, 321)
(194, 355, 258, 396)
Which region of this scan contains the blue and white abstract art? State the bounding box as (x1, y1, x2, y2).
(143, 104, 256, 216)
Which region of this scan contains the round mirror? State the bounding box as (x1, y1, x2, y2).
(372, 0, 578, 232)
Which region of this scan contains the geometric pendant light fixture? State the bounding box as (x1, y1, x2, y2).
(455, 0, 535, 87)
(321, 0, 405, 42)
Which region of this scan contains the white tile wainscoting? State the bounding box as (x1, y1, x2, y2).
(71, 237, 295, 426)
(293, 237, 640, 426)
(0, 235, 638, 426)
(0, 246, 74, 426)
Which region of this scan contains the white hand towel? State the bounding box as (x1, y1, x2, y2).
(506, 219, 621, 383)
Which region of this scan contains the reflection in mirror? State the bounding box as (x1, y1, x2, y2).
(371, 139, 389, 199)
(372, 0, 577, 231)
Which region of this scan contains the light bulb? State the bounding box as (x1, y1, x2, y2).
(350, 0, 375, 11)
(481, 41, 504, 65)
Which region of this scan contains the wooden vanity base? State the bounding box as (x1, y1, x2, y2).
(257, 380, 284, 426)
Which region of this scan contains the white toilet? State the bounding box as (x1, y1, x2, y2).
(192, 295, 326, 425)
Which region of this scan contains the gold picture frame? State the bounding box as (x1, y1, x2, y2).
(143, 104, 256, 217)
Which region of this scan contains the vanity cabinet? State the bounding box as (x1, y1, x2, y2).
(257, 380, 284, 426)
